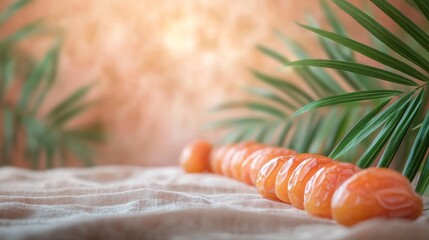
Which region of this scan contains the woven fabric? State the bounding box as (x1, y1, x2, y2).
(0, 166, 428, 240)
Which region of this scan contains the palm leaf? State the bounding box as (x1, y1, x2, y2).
(210, 0, 380, 161)
(292, 90, 402, 117)
(257, 45, 289, 64)
(371, 0, 429, 55)
(208, 0, 429, 193)
(328, 100, 388, 160)
(315, 32, 368, 90)
(17, 45, 57, 111)
(416, 154, 429, 194)
(65, 127, 105, 143)
(66, 140, 94, 167)
(287, 59, 418, 86)
(403, 111, 429, 181)
(204, 117, 267, 130)
(47, 83, 94, 120)
(415, 0, 429, 22)
(211, 101, 286, 118)
(50, 103, 93, 126)
(217, 127, 248, 145)
(356, 109, 405, 168)
(254, 125, 271, 144)
(0, 59, 15, 104)
(0, 0, 103, 168)
(43, 133, 56, 168)
(21, 116, 45, 164)
(377, 90, 425, 168)
(1, 109, 14, 164)
(298, 24, 429, 82)
(0, 22, 41, 48)
(243, 86, 296, 112)
(288, 118, 308, 152)
(333, 0, 429, 71)
(276, 120, 292, 147)
(30, 42, 60, 114)
(0, 0, 32, 26)
(330, 92, 414, 159)
(251, 70, 314, 103)
(275, 34, 340, 96)
(309, 109, 341, 153)
(323, 109, 352, 154)
(321, 0, 349, 42)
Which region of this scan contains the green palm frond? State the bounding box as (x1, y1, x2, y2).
(208, 0, 429, 194)
(0, 0, 104, 168)
(208, 0, 378, 157)
(287, 0, 429, 194)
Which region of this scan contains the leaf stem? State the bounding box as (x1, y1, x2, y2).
(415, 82, 429, 91)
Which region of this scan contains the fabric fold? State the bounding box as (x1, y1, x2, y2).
(0, 166, 427, 240)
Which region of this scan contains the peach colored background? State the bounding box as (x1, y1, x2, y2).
(0, 0, 416, 166)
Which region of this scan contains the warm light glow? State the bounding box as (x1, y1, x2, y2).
(163, 16, 197, 52)
(1, 0, 414, 167)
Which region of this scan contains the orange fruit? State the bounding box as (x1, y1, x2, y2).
(249, 147, 296, 185)
(225, 141, 261, 179)
(221, 143, 247, 177)
(304, 162, 360, 219)
(180, 139, 213, 173)
(210, 144, 231, 174)
(287, 154, 334, 209)
(230, 143, 267, 180)
(240, 147, 271, 185)
(331, 168, 423, 226)
(256, 156, 291, 200)
(275, 153, 313, 203)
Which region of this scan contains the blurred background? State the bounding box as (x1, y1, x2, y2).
(0, 0, 416, 168)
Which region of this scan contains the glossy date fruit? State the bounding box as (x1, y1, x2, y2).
(230, 143, 267, 181)
(331, 168, 423, 226)
(181, 140, 424, 226)
(248, 147, 296, 185)
(256, 156, 291, 200)
(240, 148, 271, 185)
(304, 162, 360, 219)
(210, 144, 231, 175)
(180, 139, 213, 173)
(287, 154, 334, 209)
(275, 154, 314, 203)
(221, 142, 256, 178)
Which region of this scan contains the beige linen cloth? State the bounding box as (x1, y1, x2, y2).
(0, 166, 428, 240)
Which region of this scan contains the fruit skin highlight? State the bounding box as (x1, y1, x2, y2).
(240, 148, 267, 186)
(230, 143, 267, 181)
(220, 143, 242, 177)
(275, 154, 313, 203)
(180, 139, 213, 173)
(182, 140, 424, 226)
(222, 142, 259, 178)
(304, 162, 360, 219)
(331, 168, 423, 226)
(256, 156, 291, 200)
(249, 147, 296, 185)
(288, 154, 334, 209)
(210, 144, 232, 174)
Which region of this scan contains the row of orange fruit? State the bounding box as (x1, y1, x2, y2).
(180, 139, 423, 226)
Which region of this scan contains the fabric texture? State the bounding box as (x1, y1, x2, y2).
(0, 166, 428, 240)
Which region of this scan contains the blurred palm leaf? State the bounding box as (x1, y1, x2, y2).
(0, 0, 104, 168)
(209, 0, 375, 162)
(208, 0, 429, 194)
